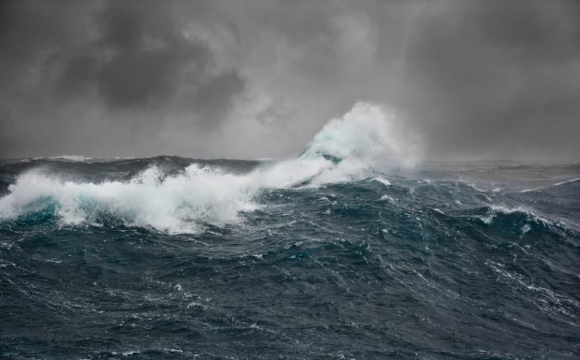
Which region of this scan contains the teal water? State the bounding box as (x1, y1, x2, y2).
(1, 156, 579, 359)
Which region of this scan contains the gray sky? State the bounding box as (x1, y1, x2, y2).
(1, 0, 579, 160)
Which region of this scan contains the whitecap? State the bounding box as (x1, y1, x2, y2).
(374, 177, 391, 186)
(0, 103, 419, 234)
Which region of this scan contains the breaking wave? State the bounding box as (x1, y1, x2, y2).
(1, 110, 579, 359)
(0, 103, 417, 233)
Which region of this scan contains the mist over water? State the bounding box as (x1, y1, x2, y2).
(1, 104, 579, 359)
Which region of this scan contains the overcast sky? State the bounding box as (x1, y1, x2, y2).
(1, 0, 579, 160)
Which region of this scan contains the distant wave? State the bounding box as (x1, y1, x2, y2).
(553, 177, 580, 187)
(38, 155, 93, 162)
(521, 177, 580, 193)
(474, 204, 555, 227)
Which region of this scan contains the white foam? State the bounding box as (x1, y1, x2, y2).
(374, 177, 391, 186)
(522, 224, 531, 234)
(522, 177, 580, 193)
(553, 177, 580, 187)
(464, 182, 486, 192)
(255, 102, 417, 188)
(0, 103, 419, 234)
(46, 155, 92, 162)
(301, 102, 418, 172)
(492, 205, 554, 226)
(379, 195, 395, 203)
(476, 214, 494, 225)
(475, 204, 554, 227)
(0, 166, 258, 234)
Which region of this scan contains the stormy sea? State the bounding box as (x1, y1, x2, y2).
(1, 106, 579, 359)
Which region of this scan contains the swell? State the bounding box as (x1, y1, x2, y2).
(1, 177, 578, 359)
(1, 170, 575, 243)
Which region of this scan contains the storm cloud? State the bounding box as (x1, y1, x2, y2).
(0, 0, 579, 160)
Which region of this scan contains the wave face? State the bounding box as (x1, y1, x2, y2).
(1, 104, 580, 359)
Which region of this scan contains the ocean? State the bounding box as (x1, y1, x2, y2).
(1, 105, 579, 359)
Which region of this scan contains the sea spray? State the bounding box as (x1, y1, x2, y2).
(0, 103, 417, 233)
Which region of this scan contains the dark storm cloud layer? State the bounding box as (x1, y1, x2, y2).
(0, 0, 247, 157)
(401, 0, 580, 160)
(0, 0, 579, 160)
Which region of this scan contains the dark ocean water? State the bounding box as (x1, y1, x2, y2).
(1, 104, 579, 360)
(1, 155, 579, 360)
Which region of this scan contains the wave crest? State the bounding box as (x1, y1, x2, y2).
(301, 102, 419, 170)
(0, 103, 418, 233)
(0, 166, 257, 233)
